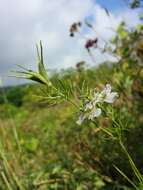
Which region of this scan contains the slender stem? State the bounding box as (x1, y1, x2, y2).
(92, 120, 116, 139)
(0, 172, 13, 190)
(34, 178, 62, 187)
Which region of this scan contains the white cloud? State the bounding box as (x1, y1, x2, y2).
(0, 0, 140, 85)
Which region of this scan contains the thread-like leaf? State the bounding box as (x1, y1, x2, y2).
(37, 41, 49, 81)
(114, 165, 139, 190)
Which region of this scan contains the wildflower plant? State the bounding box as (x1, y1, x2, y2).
(15, 41, 119, 129)
(7, 1, 143, 189)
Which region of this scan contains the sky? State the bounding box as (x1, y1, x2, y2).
(0, 0, 141, 86)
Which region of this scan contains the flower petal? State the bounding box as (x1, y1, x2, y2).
(76, 114, 87, 125)
(104, 92, 118, 103)
(103, 84, 111, 94)
(88, 108, 101, 120)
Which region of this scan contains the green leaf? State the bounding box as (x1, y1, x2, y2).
(117, 22, 128, 39)
(37, 41, 49, 81)
(130, 0, 140, 9)
(15, 42, 51, 86)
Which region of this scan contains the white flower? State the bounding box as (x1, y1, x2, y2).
(76, 84, 118, 125)
(102, 84, 118, 103)
(76, 113, 87, 125)
(76, 107, 101, 125)
(88, 108, 101, 120)
(77, 97, 102, 125)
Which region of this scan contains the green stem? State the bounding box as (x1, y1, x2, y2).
(0, 172, 13, 190)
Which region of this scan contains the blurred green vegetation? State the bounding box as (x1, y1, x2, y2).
(0, 57, 143, 189)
